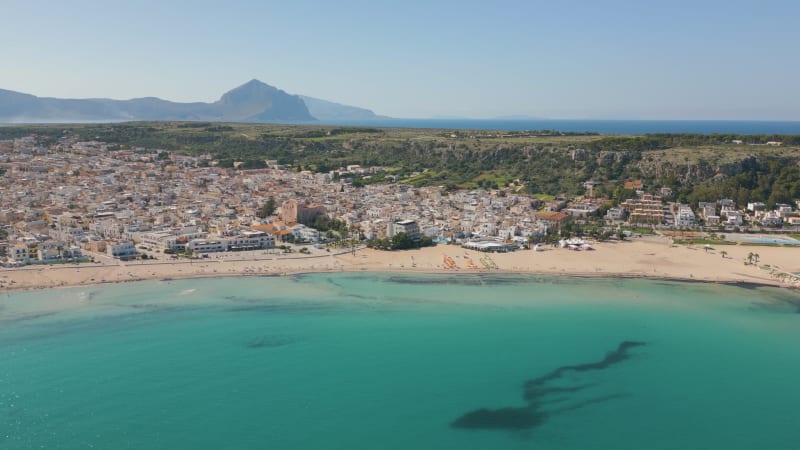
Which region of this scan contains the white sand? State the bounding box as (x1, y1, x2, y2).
(1, 238, 799, 292)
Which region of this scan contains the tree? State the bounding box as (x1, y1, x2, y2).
(257, 196, 277, 218)
(420, 236, 435, 247)
(390, 232, 414, 250)
(720, 250, 727, 259)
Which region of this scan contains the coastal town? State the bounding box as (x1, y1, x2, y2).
(1, 132, 799, 269)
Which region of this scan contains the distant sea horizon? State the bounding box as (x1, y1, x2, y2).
(4, 118, 800, 135)
(326, 118, 800, 134)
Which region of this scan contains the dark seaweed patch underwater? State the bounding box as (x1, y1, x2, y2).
(451, 341, 646, 431)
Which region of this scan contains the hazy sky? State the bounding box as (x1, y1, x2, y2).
(2, 0, 799, 120)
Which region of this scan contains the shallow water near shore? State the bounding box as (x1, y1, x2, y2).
(2, 273, 800, 449)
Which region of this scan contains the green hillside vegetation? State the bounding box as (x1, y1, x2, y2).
(2, 122, 799, 206)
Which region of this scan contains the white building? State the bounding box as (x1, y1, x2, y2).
(188, 239, 227, 253)
(478, 221, 497, 236)
(776, 204, 793, 218)
(228, 231, 275, 251)
(9, 244, 29, 264)
(138, 230, 207, 252)
(674, 205, 696, 228)
(564, 201, 599, 217)
(726, 211, 743, 226)
(37, 241, 65, 261)
(187, 232, 274, 254)
(605, 207, 626, 221)
(698, 202, 716, 219)
(387, 219, 420, 241)
(420, 224, 440, 238)
(107, 241, 137, 258)
(761, 211, 782, 227)
(290, 224, 321, 242)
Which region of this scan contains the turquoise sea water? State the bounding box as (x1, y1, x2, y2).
(2, 273, 800, 449)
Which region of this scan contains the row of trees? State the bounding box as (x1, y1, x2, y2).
(366, 233, 435, 250)
(307, 214, 348, 236)
(683, 158, 800, 208)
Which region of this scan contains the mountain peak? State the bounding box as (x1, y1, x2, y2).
(0, 80, 388, 123)
(241, 78, 271, 89)
(215, 80, 314, 122)
(225, 79, 277, 96)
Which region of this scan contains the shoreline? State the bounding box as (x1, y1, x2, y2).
(1, 238, 799, 294)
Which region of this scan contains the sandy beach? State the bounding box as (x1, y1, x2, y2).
(1, 236, 799, 292)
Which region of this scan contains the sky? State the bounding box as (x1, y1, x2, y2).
(2, 0, 799, 120)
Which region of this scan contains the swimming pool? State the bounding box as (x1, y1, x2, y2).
(739, 236, 800, 245)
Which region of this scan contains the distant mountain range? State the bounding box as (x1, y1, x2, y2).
(0, 79, 386, 123)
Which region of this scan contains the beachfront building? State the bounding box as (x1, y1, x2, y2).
(534, 211, 570, 229)
(720, 199, 737, 216)
(187, 239, 227, 253)
(387, 219, 420, 242)
(107, 241, 137, 259)
(290, 223, 321, 242)
(776, 204, 794, 218)
(187, 232, 275, 254)
(726, 211, 744, 226)
(420, 224, 441, 238)
(564, 201, 599, 218)
(461, 238, 518, 252)
(138, 230, 206, 252)
(9, 243, 29, 265)
(621, 194, 665, 225)
(761, 211, 782, 227)
(699, 202, 717, 219)
(605, 207, 626, 222)
(37, 241, 66, 261)
(228, 231, 275, 251)
(674, 205, 696, 228)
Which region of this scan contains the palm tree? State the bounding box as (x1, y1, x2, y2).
(721, 250, 728, 259)
(746, 252, 754, 265)
(753, 253, 760, 264)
